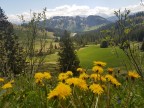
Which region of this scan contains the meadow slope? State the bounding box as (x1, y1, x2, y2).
(77, 45, 129, 69)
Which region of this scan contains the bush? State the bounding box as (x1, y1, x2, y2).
(100, 40, 108, 48)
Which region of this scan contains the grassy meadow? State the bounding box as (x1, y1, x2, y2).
(1, 42, 144, 108)
(77, 45, 129, 69)
(43, 44, 129, 70)
(30, 44, 130, 75)
(0, 59, 144, 108)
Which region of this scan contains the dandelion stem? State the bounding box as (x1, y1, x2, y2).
(52, 100, 57, 107)
(70, 95, 77, 108)
(95, 95, 99, 108)
(107, 82, 110, 108)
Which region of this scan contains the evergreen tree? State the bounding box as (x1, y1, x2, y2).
(0, 7, 26, 76)
(58, 30, 80, 76)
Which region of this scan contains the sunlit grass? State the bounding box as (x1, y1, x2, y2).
(77, 45, 129, 69)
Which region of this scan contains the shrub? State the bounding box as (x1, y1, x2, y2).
(100, 40, 109, 48)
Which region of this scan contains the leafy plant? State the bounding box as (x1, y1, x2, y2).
(114, 9, 144, 79)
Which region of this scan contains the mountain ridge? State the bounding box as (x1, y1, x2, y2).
(40, 15, 111, 32)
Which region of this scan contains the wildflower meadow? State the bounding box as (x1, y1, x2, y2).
(1, 1, 144, 108)
(0, 61, 143, 108)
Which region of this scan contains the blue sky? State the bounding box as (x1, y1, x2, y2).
(0, 0, 142, 23)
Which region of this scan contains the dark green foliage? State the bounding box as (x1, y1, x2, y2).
(0, 7, 26, 76)
(140, 42, 144, 51)
(128, 26, 144, 42)
(100, 40, 108, 48)
(58, 30, 80, 76)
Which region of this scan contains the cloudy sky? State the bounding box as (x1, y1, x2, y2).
(0, 0, 143, 23)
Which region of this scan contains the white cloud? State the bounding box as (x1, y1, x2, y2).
(46, 5, 91, 17)
(8, 15, 21, 24)
(8, 12, 31, 24)
(7, 3, 144, 24)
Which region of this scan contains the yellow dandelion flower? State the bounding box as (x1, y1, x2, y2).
(2, 82, 12, 89)
(35, 79, 44, 86)
(34, 72, 44, 85)
(56, 83, 72, 99)
(66, 78, 88, 91)
(107, 68, 114, 74)
(77, 68, 85, 73)
(0, 78, 4, 82)
(47, 82, 72, 100)
(90, 74, 106, 82)
(66, 71, 73, 76)
(92, 66, 103, 74)
(90, 74, 100, 81)
(112, 79, 121, 86)
(105, 75, 121, 86)
(128, 71, 140, 79)
(47, 90, 59, 99)
(101, 76, 107, 82)
(78, 79, 88, 91)
(79, 73, 89, 80)
(89, 84, 104, 95)
(105, 75, 114, 81)
(58, 73, 69, 81)
(43, 72, 51, 79)
(34, 72, 51, 85)
(66, 78, 79, 85)
(94, 61, 106, 67)
(34, 72, 44, 80)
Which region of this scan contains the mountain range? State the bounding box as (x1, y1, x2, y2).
(41, 15, 112, 32)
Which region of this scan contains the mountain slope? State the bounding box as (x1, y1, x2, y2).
(42, 15, 111, 32)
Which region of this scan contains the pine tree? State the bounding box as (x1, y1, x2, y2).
(58, 30, 80, 76)
(0, 7, 26, 76)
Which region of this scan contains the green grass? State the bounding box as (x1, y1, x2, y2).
(34, 39, 59, 50)
(77, 45, 129, 69)
(44, 52, 59, 63)
(33, 44, 130, 70)
(43, 45, 129, 69)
